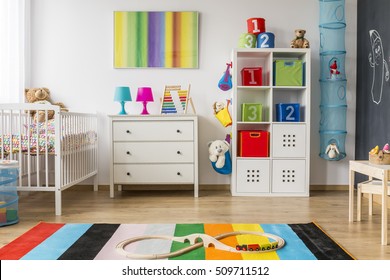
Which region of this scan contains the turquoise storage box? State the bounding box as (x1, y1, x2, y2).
(274, 60, 304, 86)
(0, 160, 19, 227)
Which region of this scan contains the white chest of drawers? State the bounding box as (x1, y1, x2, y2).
(109, 115, 198, 198)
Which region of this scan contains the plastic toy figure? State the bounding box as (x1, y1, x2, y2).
(330, 60, 340, 78)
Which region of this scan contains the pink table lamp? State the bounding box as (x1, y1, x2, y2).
(136, 87, 154, 115)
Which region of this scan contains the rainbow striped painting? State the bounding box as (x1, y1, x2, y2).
(114, 11, 199, 68)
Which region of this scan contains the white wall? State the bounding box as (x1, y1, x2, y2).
(29, 0, 357, 186)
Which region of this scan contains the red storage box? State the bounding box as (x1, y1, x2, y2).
(238, 130, 269, 157)
(241, 67, 262, 86)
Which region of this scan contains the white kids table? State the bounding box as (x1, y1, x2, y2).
(349, 160, 389, 245)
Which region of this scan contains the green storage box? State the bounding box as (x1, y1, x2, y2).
(274, 60, 304, 86)
(241, 103, 262, 122)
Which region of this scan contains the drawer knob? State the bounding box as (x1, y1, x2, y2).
(176, 129, 181, 133)
(126, 172, 131, 176)
(177, 172, 181, 176)
(177, 151, 181, 155)
(126, 130, 131, 134)
(126, 151, 131, 155)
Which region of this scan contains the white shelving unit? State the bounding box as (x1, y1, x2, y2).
(231, 48, 310, 196)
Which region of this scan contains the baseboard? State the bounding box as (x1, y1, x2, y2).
(56, 184, 390, 209)
(71, 184, 230, 191)
(73, 184, 348, 192)
(117, 184, 230, 191)
(310, 185, 348, 191)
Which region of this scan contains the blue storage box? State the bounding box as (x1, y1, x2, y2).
(276, 103, 300, 122)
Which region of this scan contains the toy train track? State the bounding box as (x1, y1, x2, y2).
(116, 231, 285, 259)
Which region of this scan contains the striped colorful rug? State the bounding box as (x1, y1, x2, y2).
(0, 222, 354, 260)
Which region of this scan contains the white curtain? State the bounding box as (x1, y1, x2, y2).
(0, 0, 29, 103)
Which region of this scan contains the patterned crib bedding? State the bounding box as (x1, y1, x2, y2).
(0, 120, 97, 155)
(1, 134, 56, 154)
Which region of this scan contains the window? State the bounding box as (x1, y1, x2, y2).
(0, 0, 29, 103)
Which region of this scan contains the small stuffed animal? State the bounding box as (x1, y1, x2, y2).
(383, 143, 390, 153)
(330, 60, 341, 78)
(369, 145, 379, 155)
(208, 140, 230, 168)
(25, 87, 68, 122)
(325, 143, 340, 159)
(213, 102, 225, 114)
(213, 100, 232, 127)
(290, 29, 310, 48)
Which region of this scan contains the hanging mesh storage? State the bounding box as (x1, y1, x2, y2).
(319, 0, 347, 161)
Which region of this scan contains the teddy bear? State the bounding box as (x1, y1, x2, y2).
(290, 29, 310, 48)
(208, 139, 230, 168)
(25, 87, 68, 122)
(213, 101, 225, 114)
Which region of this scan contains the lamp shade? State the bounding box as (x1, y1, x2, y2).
(114, 86, 132, 102)
(136, 87, 154, 102)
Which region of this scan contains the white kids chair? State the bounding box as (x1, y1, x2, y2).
(357, 178, 390, 221)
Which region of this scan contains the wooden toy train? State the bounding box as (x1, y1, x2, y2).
(236, 241, 278, 251)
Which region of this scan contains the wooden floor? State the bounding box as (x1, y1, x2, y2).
(1, 188, 390, 260)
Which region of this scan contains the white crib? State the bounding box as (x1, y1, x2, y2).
(0, 103, 98, 215)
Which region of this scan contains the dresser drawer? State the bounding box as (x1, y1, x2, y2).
(114, 142, 194, 163)
(114, 164, 194, 183)
(113, 121, 194, 141)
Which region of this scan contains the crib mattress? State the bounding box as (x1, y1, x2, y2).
(0, 132, 96, 155)
(1, 119, 96, 155)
